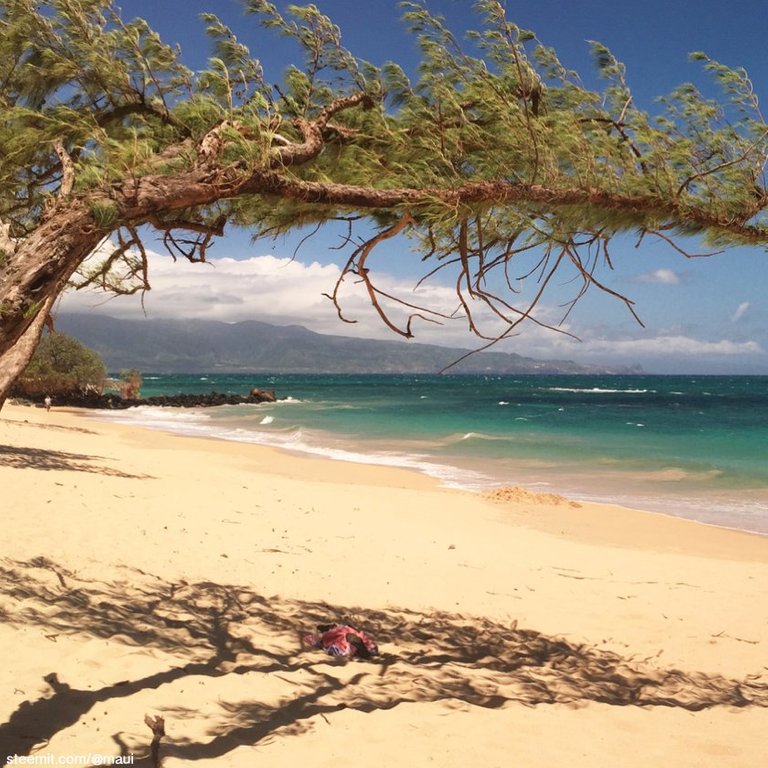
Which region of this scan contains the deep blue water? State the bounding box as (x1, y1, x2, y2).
(98, 373, 768, 534)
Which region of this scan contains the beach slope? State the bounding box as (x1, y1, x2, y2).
(1, 403, 767, 766)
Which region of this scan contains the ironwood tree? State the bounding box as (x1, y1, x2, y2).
(1, 0, 767, 405)
(12, 330, 106, 398)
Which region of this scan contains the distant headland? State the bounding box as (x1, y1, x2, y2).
(56, 313, 642, 376)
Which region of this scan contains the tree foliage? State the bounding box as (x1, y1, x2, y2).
(1, 0, 767, 399)
(13, 331, 106, 396)
(119, 367, 142, 399)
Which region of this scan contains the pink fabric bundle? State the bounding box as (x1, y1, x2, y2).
(303, 623, 379, 658)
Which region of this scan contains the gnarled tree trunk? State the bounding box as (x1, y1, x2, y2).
(0, 204, 105, 408)
(0, 295, 56, 409)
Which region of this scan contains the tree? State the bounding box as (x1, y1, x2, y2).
(12, 331, 106, 398)
(1, 0, 767, 406)
(119, 368, 142, 399)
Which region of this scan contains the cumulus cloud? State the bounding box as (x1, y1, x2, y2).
(59, 250, 480, 344)
(64, 251, 346, 321)
(636, 268, 681, 285)
(731, 301, 751, 322)
(58, 249, 765, 370)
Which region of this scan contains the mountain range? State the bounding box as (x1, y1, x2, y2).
(56, 313, 641, 375)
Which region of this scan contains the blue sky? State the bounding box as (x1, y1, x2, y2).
(62, 1, 768, 373)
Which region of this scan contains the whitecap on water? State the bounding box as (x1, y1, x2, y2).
(548, 387, 651, 394)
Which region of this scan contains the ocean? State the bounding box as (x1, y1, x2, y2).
(94, 373, 768, 535)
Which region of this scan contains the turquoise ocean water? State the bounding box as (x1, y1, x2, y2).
(96, 373, 768, 535)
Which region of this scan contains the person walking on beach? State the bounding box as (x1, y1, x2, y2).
(44, 395, 51, 411)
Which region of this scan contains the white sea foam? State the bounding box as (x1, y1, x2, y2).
(458, 431, 513, 443)
(547, 387, 651, 394)
(88, 406, 491, 490)
(210, 422, 492, 488)
(97, 406, 211, 425)
(260, 415, 274, 425)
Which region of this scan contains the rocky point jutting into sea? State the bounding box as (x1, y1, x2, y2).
(18, 387, 277, 410)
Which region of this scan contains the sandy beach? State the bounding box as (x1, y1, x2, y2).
(1, 401, 767, 766)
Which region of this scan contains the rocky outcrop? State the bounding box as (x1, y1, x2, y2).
(249, 388, 276, 402)
(20, 389, 277, 410)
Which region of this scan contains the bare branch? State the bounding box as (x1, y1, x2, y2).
(561, 238, 645, 327)
(334, 213, 415, 337)
(144, 714, 165, 768)
(0, 219, 18, 256)
(269, 92, 372, 168)
(644, 229, 724, 258)
(70, 227, 150, 295)
(147, 214, 226, 263)
(53, 140, 75, 197)
(197, 120, 245, 167)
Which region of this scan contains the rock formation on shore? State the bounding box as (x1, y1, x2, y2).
(18, 388, 277, 410)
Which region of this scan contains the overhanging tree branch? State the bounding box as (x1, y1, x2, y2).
(3, 0, 768, 404)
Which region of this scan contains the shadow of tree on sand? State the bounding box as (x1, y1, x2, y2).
(0, 444, 152, 478)
(1, 556, 766, 762)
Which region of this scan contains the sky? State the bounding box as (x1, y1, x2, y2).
(59, 0, 768, 374)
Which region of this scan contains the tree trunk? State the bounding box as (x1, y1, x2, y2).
(0, 295, 55, 409)
(0, 204, 103, 349)
(0, 203, 105, 407)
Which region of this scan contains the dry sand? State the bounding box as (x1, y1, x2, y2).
(1, 402, 767, 767)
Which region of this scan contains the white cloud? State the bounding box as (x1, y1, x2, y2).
(59, 250, 479, 343)
(58, 249, 765, 371)
(63, 251, 343, 321)
(577, 334, 761, 357)
(637, 268, 681, 285)
(512, 328, 765, 373)
(731, 301, 751, 322)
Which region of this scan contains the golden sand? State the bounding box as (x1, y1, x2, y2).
(1, 403, 767, 766)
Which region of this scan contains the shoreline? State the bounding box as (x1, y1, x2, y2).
(80, 400, 768, 537)
(2, 402, 768, 766)
(5, 399, 768, 565)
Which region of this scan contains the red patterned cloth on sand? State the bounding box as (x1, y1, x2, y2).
(303, 624, 379, 658)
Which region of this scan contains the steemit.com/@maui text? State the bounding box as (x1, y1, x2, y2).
(6, 756, 135, 765)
